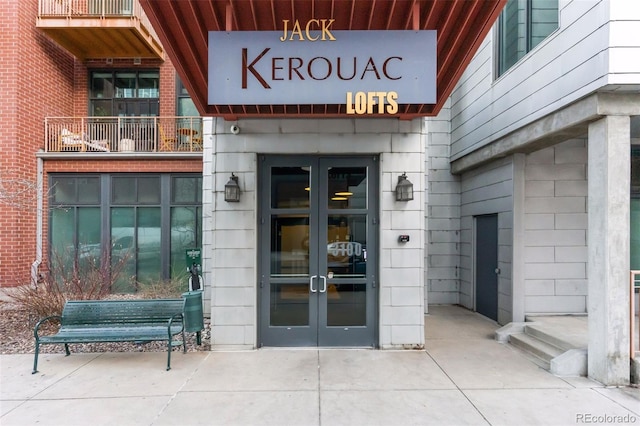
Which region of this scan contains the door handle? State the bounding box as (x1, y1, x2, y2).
(309, 275, 318, 293)
(319, 275, 327, 293)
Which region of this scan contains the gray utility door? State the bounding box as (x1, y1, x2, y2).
(258, 155, 379, 347)
(475, 214, 499, 322)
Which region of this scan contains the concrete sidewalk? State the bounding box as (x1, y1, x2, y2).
(1, 305, 638, 426)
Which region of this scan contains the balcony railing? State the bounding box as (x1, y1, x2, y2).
(40, 0, 134, 16)
(44, 117, 203, 153)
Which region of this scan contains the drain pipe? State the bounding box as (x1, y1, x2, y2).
(31, 156, 43, 288)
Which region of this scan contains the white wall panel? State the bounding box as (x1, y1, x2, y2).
(449, 0, 640, 160)
(425, 103, 461, 310)
(204, 117, 427, 349)
(523, 140, 588, 314)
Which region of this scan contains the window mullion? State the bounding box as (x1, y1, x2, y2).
(526, 0, 532, 53)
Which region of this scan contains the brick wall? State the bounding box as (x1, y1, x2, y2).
(44, 159, 202, 174)
(0, 0, 185, 287)
(0, 0, 75, 287)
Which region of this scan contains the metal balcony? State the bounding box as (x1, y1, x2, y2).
(37, 0, 163, 60)
(44, 117, 203, 154)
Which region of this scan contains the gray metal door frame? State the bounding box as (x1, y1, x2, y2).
(258, 155, 378, 347)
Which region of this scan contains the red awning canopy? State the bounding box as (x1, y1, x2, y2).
(140, 0, 506, 119)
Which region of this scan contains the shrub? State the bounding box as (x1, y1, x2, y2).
(9, 249, 131, 318)
(137, 274, 190, 299)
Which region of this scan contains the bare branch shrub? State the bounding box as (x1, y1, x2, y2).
(8, 248, 132, 318)
(137, 273, 189, 299)
(0, 171, 40, 210)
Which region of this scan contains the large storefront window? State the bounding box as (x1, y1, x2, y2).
(632, 146, 640, 270)
(50, 176, 101, 273)
(49, 174, 202, 292)
(496, 0, 558, 77)
(170, 176, 202, 277)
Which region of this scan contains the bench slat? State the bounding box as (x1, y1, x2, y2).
(39, 325, 184, 343)
(61, 299, 185, 326)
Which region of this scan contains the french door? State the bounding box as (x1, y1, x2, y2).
(258, 156, 378, 347)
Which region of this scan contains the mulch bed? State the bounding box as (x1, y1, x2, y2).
(0, 300, 211, 355)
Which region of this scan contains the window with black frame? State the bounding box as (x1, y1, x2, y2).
(89, 70, 160, 151)
(49, 176, 102, 275)
(90, 70, 159, 117)
(49, 174, 202, 293)
(176, 77, 202, 148)
(177, 77, 198, 117)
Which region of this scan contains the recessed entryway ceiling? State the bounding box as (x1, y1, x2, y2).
(139, 0, 507, 119)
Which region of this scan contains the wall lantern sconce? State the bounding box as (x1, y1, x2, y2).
(224, 173, 240, 202)
(395, 173, 414, 201)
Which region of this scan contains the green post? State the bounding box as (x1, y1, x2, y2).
(183, 248, 204, 344)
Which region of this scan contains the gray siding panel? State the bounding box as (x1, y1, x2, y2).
(450, 1, 631, 160)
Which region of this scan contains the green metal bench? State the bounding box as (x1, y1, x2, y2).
(32, 299, 186, 374)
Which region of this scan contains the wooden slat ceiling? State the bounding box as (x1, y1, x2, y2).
(140, 0, 506, 119)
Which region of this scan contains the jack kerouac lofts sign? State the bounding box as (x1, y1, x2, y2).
(209, 20, 436, 115)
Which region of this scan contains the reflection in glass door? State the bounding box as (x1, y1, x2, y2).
(259, 156, 378, 347)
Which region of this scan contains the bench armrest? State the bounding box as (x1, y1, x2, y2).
(34, 315, 62, 341)
(167, 312, 184, 330)
(167, 312, 184, 345)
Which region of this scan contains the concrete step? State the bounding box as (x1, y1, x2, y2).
(524, 323, 580, 351)
(508, 332, 565, 369)
(497, 320, 588, 376)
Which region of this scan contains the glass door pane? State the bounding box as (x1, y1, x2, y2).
(326, 283, 367, 327)
(324, 213, 368, 327)
(327, 166, 367, 209)
(326, 215, 367, 278)
(270, 283, 310, 326)
(269, 215, 310, 327)
(318, 157, 377, 347)
(260, 159, 318, 346)
(271, 167, 310, 208)
(259, 156, 378, 347)
(271, 215, 309, 277)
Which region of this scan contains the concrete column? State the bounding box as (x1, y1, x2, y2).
(587, 115, 631, 386)
(511, 154, 526, 323)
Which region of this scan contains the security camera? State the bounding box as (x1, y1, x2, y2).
(230, 124, 240, 135)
